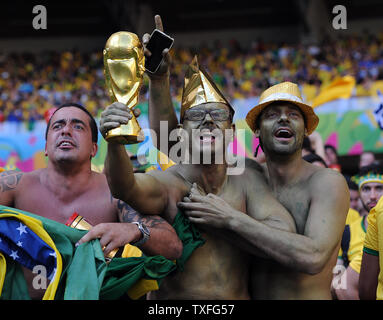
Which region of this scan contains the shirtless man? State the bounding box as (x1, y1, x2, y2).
(143, 16, 349, 299)
(0, 103, 182, 299)
(241, 82, 349, 299)
(99, 50, 298, 298)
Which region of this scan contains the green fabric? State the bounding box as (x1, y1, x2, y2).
(63, 239, 107, 299)
(363, 246, 379, 256)
(100, 256, 176, 300)
(171, 210, 206, 271)
(1, 259, 30, 300)
(0, 205, 176, 300)
(0, 206, 205, 300)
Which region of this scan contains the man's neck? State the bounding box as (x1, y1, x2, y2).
(44, 161, 93, 196)
(265, 151, 304, 189)
(180, 163, 228, 195)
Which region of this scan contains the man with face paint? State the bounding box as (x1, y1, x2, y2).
(99, 53, 298, 299)
(242, 82, 349, 299)
(175, 82, 349, 299)
(127, 15, 348, 299)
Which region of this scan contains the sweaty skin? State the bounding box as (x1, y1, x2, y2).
(100, 98, 296, 300)
(144, 30, 348, 298)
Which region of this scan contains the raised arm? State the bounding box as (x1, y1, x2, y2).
(100, 102, 167, 215)
(143, 15, 178, 157)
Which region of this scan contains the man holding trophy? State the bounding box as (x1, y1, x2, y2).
(98, 17, 298, 299)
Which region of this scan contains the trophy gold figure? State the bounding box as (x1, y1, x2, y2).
(103, 32, 145, 144)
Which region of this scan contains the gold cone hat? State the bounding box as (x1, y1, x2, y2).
(180, 56, 234, 120)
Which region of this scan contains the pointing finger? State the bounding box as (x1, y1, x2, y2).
(154, 14, 163, 31)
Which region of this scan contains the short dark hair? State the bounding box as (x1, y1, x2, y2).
(45, 103, 98, 143)
(358, 163, 383, 177)
(346, 177, 359, 191)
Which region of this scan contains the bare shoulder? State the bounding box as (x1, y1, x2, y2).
(307, 165, 349, 208)
(146, 165, 189, 190)
(91, 170, 109, 185)
(309, 166, 348, 190)
(0, 169, 37, 206)
(238, 160, 268, 188)
(0, 169, 27, 192)
(244, 157, 265, 174)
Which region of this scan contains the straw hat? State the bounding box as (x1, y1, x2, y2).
(246, 82, 319, 135)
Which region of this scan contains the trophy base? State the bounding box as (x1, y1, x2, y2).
(105, 118, 144, 145)
(106, 134, 144, 145)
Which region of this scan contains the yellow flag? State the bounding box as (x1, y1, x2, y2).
(312, 75, 356, 108)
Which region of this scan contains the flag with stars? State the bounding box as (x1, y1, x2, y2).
(0, 219, 57, 282)
(0, 205, 180, 300)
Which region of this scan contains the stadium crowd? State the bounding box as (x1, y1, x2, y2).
(0, 32, 383, 124)
(1, 16, 383, 299)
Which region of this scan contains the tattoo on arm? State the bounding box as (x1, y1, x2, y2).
(0, 171, 23, 192)
(116, 199, 165, 229)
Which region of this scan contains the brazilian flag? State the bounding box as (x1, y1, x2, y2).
(0, 205, 205, 300)
(0, 205, 206, 300)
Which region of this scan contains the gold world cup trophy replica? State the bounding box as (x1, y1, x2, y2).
(103, 32, 145, 144)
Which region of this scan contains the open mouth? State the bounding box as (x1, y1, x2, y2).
(368, 202, 377, 210)
(199, 131, 216, 143)
(57, 140, 76, 149)
(274, 128, 294, 140)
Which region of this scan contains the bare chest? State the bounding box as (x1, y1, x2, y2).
(167, 178, 246, 222)
(273, 185, 311, 234)
(14, 184, 118, 225)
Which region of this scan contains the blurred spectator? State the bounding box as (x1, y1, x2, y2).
(302, 137, 314, 157)
(0, 32, 382, 124)
(359, 151, 377, 169)
(347, 177, 368, 218)
(334, 163, 383, 299)
(325, 144, 342, 172)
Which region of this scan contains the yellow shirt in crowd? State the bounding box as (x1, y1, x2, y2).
(345, 208, 361, 225)
(363, 196, 383, 300)
(338, 213, 367, 273)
